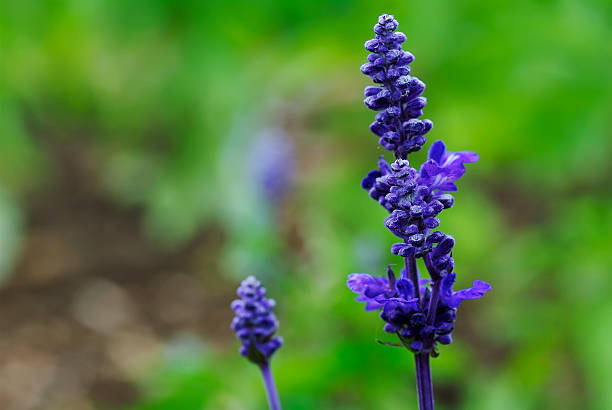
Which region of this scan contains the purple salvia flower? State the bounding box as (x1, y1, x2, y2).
(347, 273, 392, 311)
(440, 273, 492, 309)
(347, 256, 470, 353)
(419, 140, 479, 193)
(231, 276, 283, 410)
(348, 13, 491, 410)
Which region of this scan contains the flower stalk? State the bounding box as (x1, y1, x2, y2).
(415, 354, 434, 410)
(260, 363, 282, 410)
(404, 251, 420, 300)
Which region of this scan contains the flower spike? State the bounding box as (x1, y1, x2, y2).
(347, 13, 491, 410)
(231, 276, 283, 410)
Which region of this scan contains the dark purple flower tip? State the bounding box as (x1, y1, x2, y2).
(231, 276, 282, 365)
(377, 13, 399, 29)
(440, 273, 492, 308)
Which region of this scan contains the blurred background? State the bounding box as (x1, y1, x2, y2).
(1, 0, 611, 409)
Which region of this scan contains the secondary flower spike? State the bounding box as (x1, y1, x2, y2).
(231, 276, 283, 410)
(348, 13, 491, 410)
(231, 276, 283, 365)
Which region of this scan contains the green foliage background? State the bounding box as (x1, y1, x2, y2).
(1, 0, 611, 409)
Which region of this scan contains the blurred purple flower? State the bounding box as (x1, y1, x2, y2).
(250, 128, 295, 202)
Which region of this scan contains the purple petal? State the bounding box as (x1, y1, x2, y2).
(377, 156, 392, 175)
(365, 300, 385, 311)
(439, 150, 479, 169)
(428, 140, 446, 163)
(420, 159, 442, 179)
(441, 273, 491, 308)
(347, 273, 381, 294)
(347, 273, 391, 311)
(452, 280, 492, 305)
(441, 273, 456, 297)
(454, 151, 479, 164)
(419, 143, 477, 192)
(355, 294, 384, 311)
(437, 181, 458, 192)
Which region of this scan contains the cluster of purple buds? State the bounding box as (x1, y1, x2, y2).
(361, 14, 433, 158)
(363, 158, 439, 258)
(231, 276, 283, 366)
(348, 14, 491, 357)
(362, 141, 478, 259)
